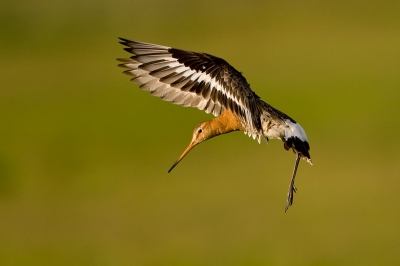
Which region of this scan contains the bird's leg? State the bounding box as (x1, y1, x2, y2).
(285, 153, 301, 212)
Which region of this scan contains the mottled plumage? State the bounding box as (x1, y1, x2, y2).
(117, 37, 312, 211)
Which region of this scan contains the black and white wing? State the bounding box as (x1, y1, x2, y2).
(118, 38, 263, 136)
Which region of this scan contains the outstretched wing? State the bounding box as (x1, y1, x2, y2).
(118, 38, 263, 134)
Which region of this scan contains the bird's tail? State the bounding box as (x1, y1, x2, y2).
(283, 120, 312, 164)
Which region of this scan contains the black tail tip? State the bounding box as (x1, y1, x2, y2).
(284, 137, 312, 164)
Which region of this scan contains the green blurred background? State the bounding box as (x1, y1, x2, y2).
(1, 0, 400, 265)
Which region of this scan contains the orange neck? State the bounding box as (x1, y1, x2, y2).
(207, 110, 244, 136)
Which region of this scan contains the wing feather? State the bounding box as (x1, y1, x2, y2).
(118, 37, 263, 133)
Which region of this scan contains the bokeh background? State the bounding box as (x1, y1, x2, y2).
(1, 0, 400, 265)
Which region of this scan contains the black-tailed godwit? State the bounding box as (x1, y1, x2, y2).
(117, 38, 312, 211)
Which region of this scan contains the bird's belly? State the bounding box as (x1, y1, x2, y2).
(262, 119, 286, 140)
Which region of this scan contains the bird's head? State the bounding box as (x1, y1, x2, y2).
(168, 120, 217, 173)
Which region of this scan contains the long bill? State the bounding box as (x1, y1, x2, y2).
(168, 141, 197, 173)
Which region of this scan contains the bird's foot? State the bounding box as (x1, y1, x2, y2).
(285, 181, 297, 212)
(285, 154, 301, 212)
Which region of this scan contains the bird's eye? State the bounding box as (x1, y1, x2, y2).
(198, 129, 202, 134)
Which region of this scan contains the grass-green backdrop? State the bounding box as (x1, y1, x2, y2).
(1, 0, 400, 265)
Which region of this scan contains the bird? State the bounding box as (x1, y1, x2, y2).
(117, 37, 312, 211)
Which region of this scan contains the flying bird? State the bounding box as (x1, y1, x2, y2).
(117, 37, 312, 211)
